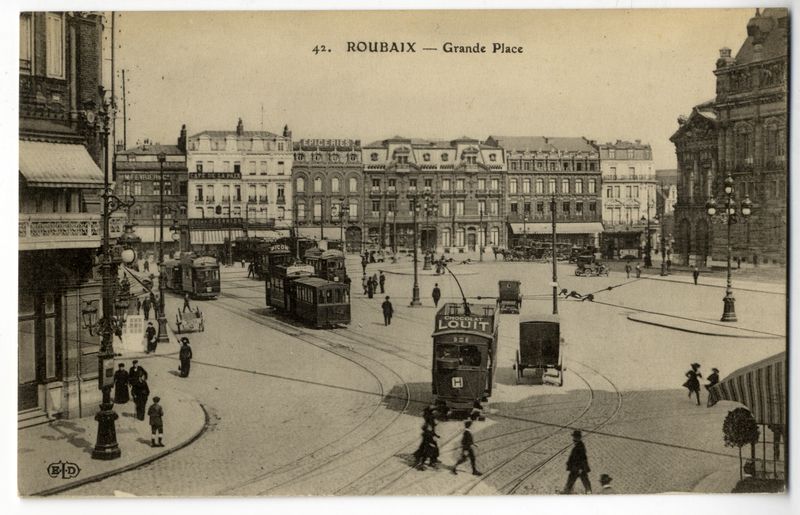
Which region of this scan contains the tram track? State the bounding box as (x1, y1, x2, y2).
(216, 273, 627, 496)
(207, 292, 413, 495)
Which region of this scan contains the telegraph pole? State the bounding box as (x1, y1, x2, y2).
(551, 194, 558, 315)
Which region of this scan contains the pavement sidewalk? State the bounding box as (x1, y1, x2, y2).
(19, 386, 207, 496)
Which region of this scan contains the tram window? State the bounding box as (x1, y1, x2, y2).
(343, 289, 350, 303)
(325, 290, 334, 304)
(436, 344, 459, 360)
(318, 291, 325, 304)
(460, 346, 481, 367)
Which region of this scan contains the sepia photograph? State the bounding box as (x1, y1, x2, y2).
(9, 1, 792, 509)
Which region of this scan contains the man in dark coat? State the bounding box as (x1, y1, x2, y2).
(414, 424, 440, 470)
(131, 376, 150, 421)
(381, 296, 394, 326)
(128, 360, 148, 388)
(147, 396, 164, 447)
(562, 430, 592, 494)
(379, 271, 386, 294)
(145, 322, 157, 354)
(367, 279, 374, 299)
(113, 363, 130, 404)
(361, 254, 368, 274)
(693, 266, 700, 285)
(432, 284, 441, 308)
(142, 296, 152, 320)
(179, 337, 193, 378)
(452, 420, 481, 475)
(183, 293, 192, 313)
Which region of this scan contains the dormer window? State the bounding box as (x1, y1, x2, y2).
(423, 153, 431, 162)
(489, 154, 497, 162)
(397, 155, 408, 165)
(371, 153, 379, 162)
(441, 154, 449, 162)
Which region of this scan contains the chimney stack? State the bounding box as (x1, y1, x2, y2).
(236, 118, 244, 136)
(178, 124, 187, 153)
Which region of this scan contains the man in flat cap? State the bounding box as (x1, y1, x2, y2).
(562, 429, 592, 494)
(147, 396, 164, 447)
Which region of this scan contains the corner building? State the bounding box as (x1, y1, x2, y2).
(671, 8, 788, 266)
(485, 136, 602, 249)
(186, 119, 293, 256)
(291, 139, 363, 250)
(361, 137, 507, 254)
(18, 12, 117, 420)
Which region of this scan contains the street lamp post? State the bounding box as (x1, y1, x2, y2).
(550, 195, 558, 315)
(319, 198, 324, 242)
(643, 187, 653, 268)
(410, 193, 421, 306)
(479, 206, 484, 262)
(523, 213, 528, 247)
(422, 192, 437, 270)
(705, 174, 752, 322)
(91, 91, 135, 460)
(339, 198, 350, 245)
(156, 153, 169, 343)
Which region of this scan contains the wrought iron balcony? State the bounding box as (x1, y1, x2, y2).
(19, 212, 125, 251)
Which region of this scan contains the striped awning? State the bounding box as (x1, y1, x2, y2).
(20, 140, 104, 187)
(189, 229, 244, 244)
(708, 351, 786, 426)
(509, 222, 604, 235)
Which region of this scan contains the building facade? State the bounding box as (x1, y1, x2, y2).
(186, 119, 293, 257)
(485, 136, 602, 249)
(19, 12, 121, 419)
(671, 8, 788, 266)
(361, 137, 507, 254)
(598, 140, 659, 259)
(114, 127, 189, 258)
(291, 139, 363, 250)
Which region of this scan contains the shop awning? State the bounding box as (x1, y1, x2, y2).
(189, 229, 244, 245)
(509, 222, 604, 235)
(298, 227, 344, 240)
(246, 229, 288, 239)
(19, 140, 104, 187)
(708, 351, 786, 426)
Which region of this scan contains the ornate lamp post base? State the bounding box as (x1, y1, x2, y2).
(157, 314, 170, 342)
(410, 284, 422, 306)
(423, 254, 432, 270)
(92, 388, 121, 460)
(721, 294, 738, 322)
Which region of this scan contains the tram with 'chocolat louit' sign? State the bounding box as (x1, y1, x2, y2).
(431, 302, 499, 417)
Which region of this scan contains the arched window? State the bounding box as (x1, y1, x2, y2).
(296, 177, 305, 192)
(314, 177, 322, 193)
(349, 177, 358, 193)
(331, 177, 340, 193)
(297, 201, 306, 221)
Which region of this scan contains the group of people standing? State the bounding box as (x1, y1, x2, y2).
(111, 337, 194, 447)
(683, 362, 720, 406)
(361, 271, 386, 298)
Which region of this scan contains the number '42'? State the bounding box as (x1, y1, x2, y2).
(312, 45, 330, 54)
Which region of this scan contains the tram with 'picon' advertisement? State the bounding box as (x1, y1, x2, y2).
(431, 302, 499, 417)
(266, 263, 315, 312)
(160, 255, 220, 299)
(304, 248, 348, 282)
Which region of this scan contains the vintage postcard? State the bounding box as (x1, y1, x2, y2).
(15, 6, 789, 502)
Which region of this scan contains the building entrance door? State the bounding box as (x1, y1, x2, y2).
(467, 233, 477, 252)
(18, 294, 38, 411)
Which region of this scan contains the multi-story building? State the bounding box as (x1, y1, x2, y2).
(291, 139, 363, 250)
(114, 127, 189, 257)
(186, 119, 293, 257)
(485, 136, 602, 249)
(361, 137, 506, 254)
(18, 12, 120, 420)
(671, 8, 788, 266)
(597, 140, 659, 260)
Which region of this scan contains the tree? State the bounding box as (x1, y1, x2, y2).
(722, 407, 760, 479)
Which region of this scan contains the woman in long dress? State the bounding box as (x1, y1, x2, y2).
(683, 363, 702, 406)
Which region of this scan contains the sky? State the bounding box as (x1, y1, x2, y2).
(109, 8, 756, 170)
